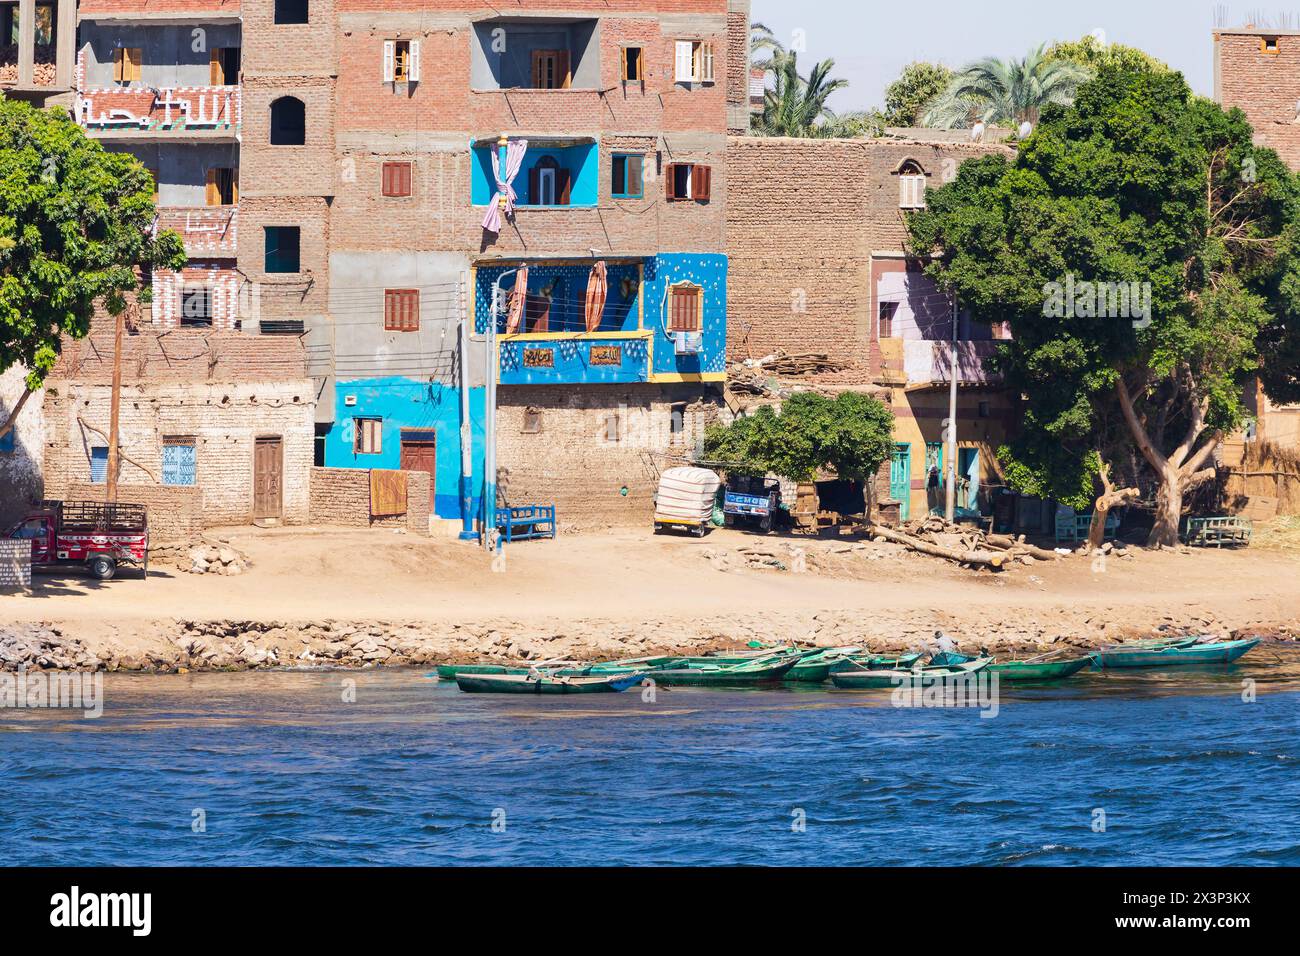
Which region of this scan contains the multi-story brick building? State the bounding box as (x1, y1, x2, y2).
(55, 0, 748, 532)
(726, 132, 1023, 523)
(0, 0, 76, 107)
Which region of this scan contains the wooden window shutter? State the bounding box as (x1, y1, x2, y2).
(383, 40, 396, 82)
(557, 49, 571, 88)
(529, 165, 540, 204)
(664, 164, 677, 201)
(675, 41, 693, 81)
(229, 168, 239, 204)
(557, 168, 571, 206)
(702, 42, 715, 82)
(205, 169, 219, 206)
(113, 47, 124, 83)
(532, 51, 546, 88)
(692, 165, 711, 201)
(128, 48, 142, 82)
(627, 155, 643, 196)
(210, 48, 223, 85)
(408, 40, 421, 82)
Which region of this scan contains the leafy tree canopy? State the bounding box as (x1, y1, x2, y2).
(1045, 34, 1171, 76)
(883, 62, 954, 127)
(704, 392, 895, 482)
(908, 65, 1300, 543)
(0, 98, 185, 400)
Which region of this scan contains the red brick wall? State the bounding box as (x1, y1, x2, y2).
(1215, 30, 1300, 170)
(725, 135, 1012, 372)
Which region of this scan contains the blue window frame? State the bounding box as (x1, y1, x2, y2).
(264, 226, 300, 273)
(162, 440, 197, 486)
(611, 153, 643, 198)
(90, 446, 109, 484)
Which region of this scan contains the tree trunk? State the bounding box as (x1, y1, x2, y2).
(0, 386, 34, 442)
(1087, 460, 1139, 550)
(1147, 467, 1183, 548)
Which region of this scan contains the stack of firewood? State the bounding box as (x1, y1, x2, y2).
(868, 515, 1063, 572)
(740, 350, 850, 375)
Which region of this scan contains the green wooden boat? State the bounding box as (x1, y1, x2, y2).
(830, 657, 992, 689)
(434, 655, 676, 681)
(455, 671, 649, 694)
(1090, 638, 1259, 669)
(783, 647, 861, 682)
(827, 652, 924, 675)
(650, 653, 803, 687)
(986, 656, 1092, 681)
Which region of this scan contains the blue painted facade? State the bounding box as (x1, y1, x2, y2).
(471, 142, 599, 208)
(326, 378, 487, 521)
(475, 253, 728, 386)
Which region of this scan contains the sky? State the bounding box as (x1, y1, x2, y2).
(750, 0, 1258, 111)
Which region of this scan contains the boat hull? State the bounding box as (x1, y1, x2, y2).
(987, 657, 1092, 681)
(1091, 639, 1259, 669)
(455, 672, 647, 694)
(651, 657, 800, 687)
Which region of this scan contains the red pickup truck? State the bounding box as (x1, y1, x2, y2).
(5, 500, 149, 580)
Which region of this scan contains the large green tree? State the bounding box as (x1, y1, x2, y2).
(908, 66, 1300, 546)
(0, 99, 185, 440)
(704, 392, 895, 484)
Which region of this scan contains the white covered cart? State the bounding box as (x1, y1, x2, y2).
(653, 467, 722, 537)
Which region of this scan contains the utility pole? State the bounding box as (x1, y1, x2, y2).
(944, 294, 959, 523)
(104, 305, 125, 503)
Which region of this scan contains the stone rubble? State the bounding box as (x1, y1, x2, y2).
(1, 610, 1296, 674)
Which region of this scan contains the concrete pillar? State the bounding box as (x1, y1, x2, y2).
(55, 0, 75, 89)
(17, 0, 35, 86)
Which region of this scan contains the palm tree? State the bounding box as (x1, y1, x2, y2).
(923, 44, 1091, 130)
(749, 21, 783, 74)
(752, 52, 873, 138)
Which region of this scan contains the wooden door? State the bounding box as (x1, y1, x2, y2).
(890, 443, 911, 521)
(253, 437, 283, 520)
(400, 431, 437, 511)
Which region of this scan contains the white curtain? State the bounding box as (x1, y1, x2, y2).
(482, 138, 529, 234)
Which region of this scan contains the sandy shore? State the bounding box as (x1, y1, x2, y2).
(3, 525, 1299, 671)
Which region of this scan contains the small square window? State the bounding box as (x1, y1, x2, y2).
(354, 418, 382, 455)
(670, 403, 687, 438)
(621, 47, 643, 82)
(381, 161, 412, 198)
(90, 446, 109, 484)
(180, 286, 213, 326)
(384, 289, 419, 332)
(162, 437, 197, 486)
(612, 154, 644, 198)
(264, 226, 301, 273)
(1262, 36, 1280, 55)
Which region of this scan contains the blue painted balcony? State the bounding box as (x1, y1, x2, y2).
(475, 254, 728, 387)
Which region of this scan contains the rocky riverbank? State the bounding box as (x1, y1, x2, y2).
(3, 607, 1297, 673)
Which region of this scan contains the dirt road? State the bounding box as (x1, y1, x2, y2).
(6, 524, 1299, 637)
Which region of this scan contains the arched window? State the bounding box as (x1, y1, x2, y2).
(528, 156, 570, 206)
(269, 97, 306, 146)
(274, 0, 309, 25)
(897, 160, 927, 210)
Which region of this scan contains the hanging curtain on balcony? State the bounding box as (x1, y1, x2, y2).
(584, 261, 608, 333)
(482, 138, 529, 235)
(505, 267, 529, 335)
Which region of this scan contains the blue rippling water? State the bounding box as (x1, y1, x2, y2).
(1, 659, 1297, 866)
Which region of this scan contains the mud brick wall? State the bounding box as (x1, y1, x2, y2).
(63, 483, 204, 541)
(494, 383, 726, 527)
(43, 378, 314, 528)
(1215, 30, 1300, 171)
(724, 135, 1013, 371)
(0, 540, 31, 588)
(309, 467, 431, 534)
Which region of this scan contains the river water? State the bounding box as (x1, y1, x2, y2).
(2, 654, 1297, 866)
